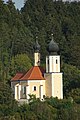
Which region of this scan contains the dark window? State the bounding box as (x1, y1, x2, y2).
(56, 59, 58, 64)
(23, 86, 26, 94)
(43, 95, 45, 98)
(34, 86, 36, 91)
(24, 86, 26, 94)
(48, 59, 49, 64)
(48, 59, 49, 72)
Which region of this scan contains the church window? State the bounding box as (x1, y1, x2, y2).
(48, 59, 49, 64)
(46, 57, 49, 72)
(34, 86, 36, 91)
(43, 95, 45, 98)
(56, 59, 58, 64)
(22, 86, 26, 94)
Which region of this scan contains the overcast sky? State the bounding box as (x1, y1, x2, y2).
(4, 0, 24, 10)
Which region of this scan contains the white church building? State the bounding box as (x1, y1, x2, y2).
(11, 35, 63, 101)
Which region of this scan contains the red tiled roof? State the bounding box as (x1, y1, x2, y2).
(20, 66, 45, 80)
(11, 73, 24, 81)
(11, 66, 45, 81)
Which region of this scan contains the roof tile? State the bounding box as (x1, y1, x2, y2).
(11, 66, 45, 81)
(20, 66, 45, 80)
(11, 73, 24, 81)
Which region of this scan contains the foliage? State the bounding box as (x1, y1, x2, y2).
(0, 0, 80, 119)
(0, 82, 18, 117)
(0, 0, 80, 81)
(0, 82, 80, 120)
(10, 53, 32, 76)
(61, 63, 80, 96)
(68, 88, 80, 104)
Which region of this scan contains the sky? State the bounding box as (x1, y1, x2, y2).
(4, 0, 25, 10)
(4, 0, 80, 10)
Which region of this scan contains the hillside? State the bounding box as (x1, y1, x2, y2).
(0, 0, 80, 119)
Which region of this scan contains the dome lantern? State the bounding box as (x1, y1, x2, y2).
(33, 36, 40, 53)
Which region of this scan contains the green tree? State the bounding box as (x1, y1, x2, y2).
(0, 82, 18, 117)
(17, 103, 37, 120)
(61, 63, 80, 97)
(68, 88, 80, 104)
(10, 53, 32, 76)
(30, 100, 57, 120)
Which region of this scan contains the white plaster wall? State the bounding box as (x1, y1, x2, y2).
(28, 80, 45, 98)
(49, 56, 60, 73)
(46, 56, 49, 73)
(52, 73, 63, 99)
(34, 53, 40, 66)
(44, 73, 52, 97)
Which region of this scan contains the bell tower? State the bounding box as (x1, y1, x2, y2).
(46, 34, 60, 73)
(33, 37, 40, 66)
(45, 34, 63, 99)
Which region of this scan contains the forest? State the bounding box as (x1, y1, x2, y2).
(0, 0, 80, 119)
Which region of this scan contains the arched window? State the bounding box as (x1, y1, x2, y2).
(32, 86, 37, 91)
(34, 86, 36, 91)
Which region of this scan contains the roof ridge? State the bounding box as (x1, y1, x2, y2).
(20, 67, 33, 80)
(29, 66, 44, 80)
(12, 66, 45, 81)
(28, 67, 34, 79)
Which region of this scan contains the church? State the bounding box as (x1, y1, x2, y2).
(11, 35, 63, 101)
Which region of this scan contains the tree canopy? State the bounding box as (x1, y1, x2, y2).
(0, 0, 80, 119)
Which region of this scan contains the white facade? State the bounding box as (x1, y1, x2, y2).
(11, 80, 45, 101)
(46, 55, 60, 73)
(45, 54, 63, 99)
(51, 73, 63, 99)
(34, 52, 40, 66)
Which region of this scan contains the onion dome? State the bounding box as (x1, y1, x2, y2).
(33, 37, 40, 52)
(47, 34, 59, 55)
